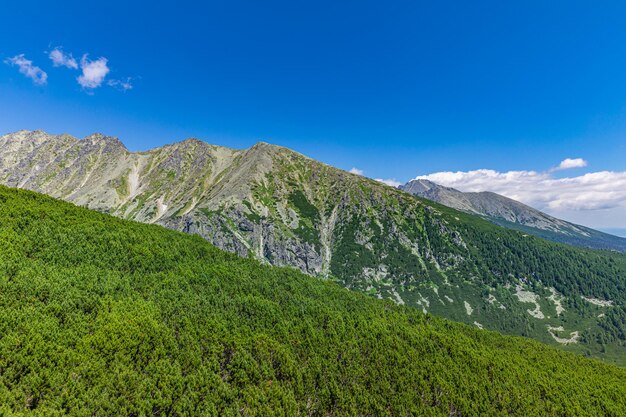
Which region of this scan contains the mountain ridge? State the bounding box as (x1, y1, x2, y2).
(401, 178, 626, 252)
(2, 130, 625, 364)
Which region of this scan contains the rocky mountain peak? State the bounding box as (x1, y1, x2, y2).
(171, 137, 211, 148)
(3, 129, 54, 144)
(401, 179, 440, 194)
(179, 137, 206, 146)
(248, 140, 286, 153)
(82, 133, 128, 153)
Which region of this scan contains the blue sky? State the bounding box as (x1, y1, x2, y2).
(2, 1, 626, 228)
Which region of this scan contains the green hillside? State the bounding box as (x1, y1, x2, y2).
(0, 186, 625, 416)
(3, 132, 626, 362)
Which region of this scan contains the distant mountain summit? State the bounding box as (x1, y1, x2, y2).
(400, 179, 626, 252)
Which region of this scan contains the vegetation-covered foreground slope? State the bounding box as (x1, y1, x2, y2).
(0, 186, 625, 416)
(2, 130, 626, 363)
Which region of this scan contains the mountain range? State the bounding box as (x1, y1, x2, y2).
(1, 130, 625, 364)
(401, 179, 626, 252)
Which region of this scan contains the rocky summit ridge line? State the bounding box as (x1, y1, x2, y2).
(1, 130, 625, 364)
(401, 179, 626, 252)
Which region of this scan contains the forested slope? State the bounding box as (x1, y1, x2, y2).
(0, 186, 625, 416)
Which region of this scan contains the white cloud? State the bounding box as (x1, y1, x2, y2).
(554, 158, 587, 171)
(415, 164, 626, 227)
(349, 167, 400, 187)
(4, 54, 47, 85)
(107, 78, 133, 91)
(48, 47, 78, 69)
(375, 178, 401, 187)
(348, 167, 400, 187)
(77, 55, 110, 89)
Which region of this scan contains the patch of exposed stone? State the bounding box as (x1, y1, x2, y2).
(581, 296, 613, 307)
(547, 287, 565, 317)
(464, 301, 473, 316)
(514, 285, 544, 319)
(546, 325, 580, 345)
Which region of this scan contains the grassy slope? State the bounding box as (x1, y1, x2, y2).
(0, 186, 625, 416)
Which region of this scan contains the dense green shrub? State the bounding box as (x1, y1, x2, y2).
(0, 186, 624, 416)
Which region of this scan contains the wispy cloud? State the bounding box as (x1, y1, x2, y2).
(107, 77, 133, 92)
(77, 55, 110, 89)
(4, 54, 48, 85)
(48, 47, 78, 69)
(375, 178, 401, 187)
(48, 47, 133, 93)
(553, 157, 587, 171)
(349, 167, 400, 187)
(7, 47, 134, 93)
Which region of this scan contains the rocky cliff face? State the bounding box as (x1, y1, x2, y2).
(2, 130, 625, 362)
(401, 179, 626, 252)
